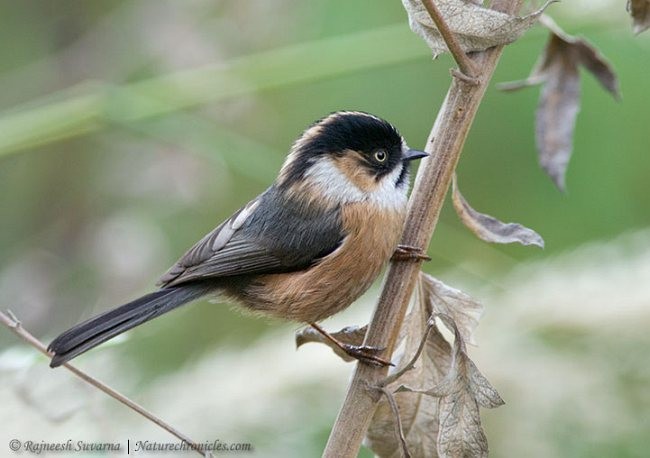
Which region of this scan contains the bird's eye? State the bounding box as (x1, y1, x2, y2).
(373, 150, 387, 163)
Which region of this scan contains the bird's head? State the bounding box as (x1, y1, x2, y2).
(278, 111, 427, 208)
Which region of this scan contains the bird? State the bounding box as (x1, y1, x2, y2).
(48, 111, 428, 368)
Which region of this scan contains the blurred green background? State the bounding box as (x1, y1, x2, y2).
(0, 1, 648, 457)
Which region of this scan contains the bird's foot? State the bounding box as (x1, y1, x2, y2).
(340, 343, 393, 367)
(309, 322, 392, 367)
(392, 244, 431, 262)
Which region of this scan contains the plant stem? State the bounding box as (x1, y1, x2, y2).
(322, 1, 524, 456)
(421, 0, 479, 78)
(0, 310, 209, 458)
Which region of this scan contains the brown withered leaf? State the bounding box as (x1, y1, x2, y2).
(396, 314, 504, 458)
(366, 281, 452, 458)
(499, 16, 619, 191)
(367, 274, 498, 457)
(628, 0, 650, 34)
(401, 0, 554, 58)
(295, 324, 367, 362)
(419, 271, 484, 345)
(451, 175, 545, 249)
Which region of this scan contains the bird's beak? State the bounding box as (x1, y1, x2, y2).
(402, 148, 429, 162)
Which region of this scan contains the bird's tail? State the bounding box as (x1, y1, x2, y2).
(48, 284, 209, 368)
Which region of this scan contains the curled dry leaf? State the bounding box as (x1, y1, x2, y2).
(366, 274, 500, 458)
(396, 314, 504, 458)
(366, 279, 451, 458)
(294, 324, 366, 362)
(628, 0, 650, 34)
(401, 0, 554, 58)
(419, 271, 484, 345)
(451, 175, 545, 249)
(499, 16, 619, 191)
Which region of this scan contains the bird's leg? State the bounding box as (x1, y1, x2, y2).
(309, 322, 392, 367)
(392, 244, 431, 262)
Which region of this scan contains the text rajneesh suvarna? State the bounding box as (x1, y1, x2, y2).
(8, 440, 120, 454)
(8, 439, 254, 454)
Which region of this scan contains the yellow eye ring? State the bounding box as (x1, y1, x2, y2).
(374, 150, 387, 163)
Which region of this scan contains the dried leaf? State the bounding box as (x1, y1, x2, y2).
(367, 275, 500, 458)
(294, 324, 366, 362)
(366, 283, 451, 458)
(451, 175, 545, 249)
(397, 314, 504, 458)
(401, 0, 554, 58)
(379, 387, 413, 458)
(467, 357, 504, 409)
(628, 0, 650, 34)
(499, 16, 619, 191)
(419, 271, 484, 345)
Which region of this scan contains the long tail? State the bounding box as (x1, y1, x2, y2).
(48, 284, 209, 367)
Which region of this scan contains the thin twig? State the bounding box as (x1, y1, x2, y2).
(379, 387, 412, 458)
(421, 0, 479, 80)
(0, 310, 210, 458)
(323, 1, 525, 456)
(380, 316, 436, 387)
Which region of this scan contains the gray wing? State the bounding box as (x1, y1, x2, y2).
(158, 186, 344, 288)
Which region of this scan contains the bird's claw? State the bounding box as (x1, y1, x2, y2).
(392, 244, 431, 262)
(342, 344, 393, 367)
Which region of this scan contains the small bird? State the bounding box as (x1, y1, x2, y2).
(48, 111, 428, 368)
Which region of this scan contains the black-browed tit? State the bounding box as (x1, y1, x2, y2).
(48, 111, 427, 368)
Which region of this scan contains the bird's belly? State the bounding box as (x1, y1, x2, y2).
(231, 204, 405, 323)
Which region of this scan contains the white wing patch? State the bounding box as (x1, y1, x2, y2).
(211, 199, 260, 252)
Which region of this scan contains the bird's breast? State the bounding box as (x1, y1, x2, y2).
(233, 203, 406, 322)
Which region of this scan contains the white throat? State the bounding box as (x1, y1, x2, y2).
(304, 158, 408, 210)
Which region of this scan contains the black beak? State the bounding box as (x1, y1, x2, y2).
(403, 148, 429, 162)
